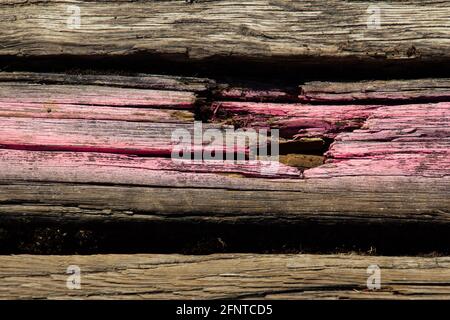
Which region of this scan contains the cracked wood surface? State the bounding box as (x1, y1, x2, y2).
(0, 117, 242, 156)
(0, 1, 449, 63)
(0, 83, 196, 109)
(0, 149, 302, 181)
(0, 72, 213, 92)
(1, 176, 449, 224)
(0, 253, 449, 299)
(210, 101, 450, 140)
(0, 73, 448, 227)
(300, 79, 450, 103)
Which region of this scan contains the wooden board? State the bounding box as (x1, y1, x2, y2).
(0, 253, 449, 299)
(0, 82, 197, 109)
(1, 176, 448, 224)
(0, 117, 242, 156)
(0, 72, 448, 253)
(300, 79, 450, 103)
(1, 2, 449, 301)
(0, 0, 449, 63)
(0, 72, 214, 93)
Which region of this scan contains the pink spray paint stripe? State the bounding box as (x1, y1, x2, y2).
(327, 102, 450, 158)
(0, 149, 301, 183)
(0, 117, 250, 156)
(210, 101, 379, 138)
(304, 153, 450, 178)
(211, 101, 450, 140)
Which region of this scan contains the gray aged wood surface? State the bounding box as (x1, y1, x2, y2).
(0, 253, 449, 299)
(0, 1, 449, 62)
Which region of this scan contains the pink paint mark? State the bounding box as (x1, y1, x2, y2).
(0, 149, 301, 181)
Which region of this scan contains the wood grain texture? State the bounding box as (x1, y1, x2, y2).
(0, 253, 449, 299)
(0, 76, 214, 155)
(304, 154, 450, 178)
(0, 83, 196, 109)
(0, 149, 301, 181)
(326, 103, 450, 158)
(0, 75, 447, 227)
(210, 101, 450, 139)
(1, 176, 448, 224)
(0, 73, 207, 121)
(0, 117, 243, 156)
(0, 102, 194, 122)
(210, 101, 378, 138)
(300, 79, 450, 103)
(214, 84, 299, 102)
(0, 0, 449, 62)
(0, 72, 214, 92)
(210, 101, 450, 178)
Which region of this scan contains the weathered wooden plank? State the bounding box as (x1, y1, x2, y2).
(327, 141, 449, 160)
(0, 117, 243, 156)
(210, 101, 378, 138)
(0, 176, 448, 224)
(214, 84, 299, 102)
(0, 74, 204, 122)
(0, 0, 449, 63)
(0, 149, 301, 181)
(0, 83, 196, 109)
(300, 79, 450, 103)
(0, 101, 194, 122)
(0, 73, 447, 253)
(210, 101, 450, 140)
(0, 253, 449, 299)
(0, 72, 214, 92)
(305, 154, 450, 178)
(0, 81, 446, 224)
(326, 103, 450, 160)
